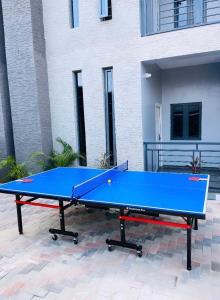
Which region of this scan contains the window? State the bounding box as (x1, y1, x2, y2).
(71, 0, 79, 28)
(140, 0, 220, 36)
(100, 0, 112, 20)
(171, 102, 202, 140)
(104, 68, 117, 166)
(140, 0, 154, 36)
(74, 71, 87, 165)
(194, 0, 204, 24)
(174, 0, 193, 28)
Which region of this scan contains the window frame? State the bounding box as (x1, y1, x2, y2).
(70, 0, 79, 28)
(103, 67, 117, 166)
(74, 71, 87, 166)
(140, 0, 215, 37)
(174, 0, 194, 29)
(100, 0, 112, 21)
(140, 0, 153, 36)
(171, 102, 202, 141)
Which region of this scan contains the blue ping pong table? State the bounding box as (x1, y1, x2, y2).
(0, 161, 209, 270)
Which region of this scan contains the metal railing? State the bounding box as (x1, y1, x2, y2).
(142, 0, 220, 36)
(144, 142, 220, 192)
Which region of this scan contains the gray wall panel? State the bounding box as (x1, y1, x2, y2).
(1, 0, 52, 163)
(0, 0, 14, 158)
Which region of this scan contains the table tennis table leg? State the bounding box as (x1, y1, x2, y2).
(49, 200, 78, 243)
(59, 200, 65, 231)
(193, 218, 198, 230)
(187, 217, 192, 271)
(120, 215, 126, 243)
(106, 209, 142, 257)
(16, 195, 23, 234)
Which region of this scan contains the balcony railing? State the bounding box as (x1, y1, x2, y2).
(144, 142, 220, 192)
(141, 0, 220, 36)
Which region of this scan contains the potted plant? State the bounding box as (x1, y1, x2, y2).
(97, 153, 111, 169)
(189, 155, 201, 174)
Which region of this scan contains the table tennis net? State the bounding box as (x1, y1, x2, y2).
(71, 161, 128, 200)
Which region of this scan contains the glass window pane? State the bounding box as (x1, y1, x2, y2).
(72, 0, 79, 28)
(193, 0, 203, 24)
(74, 71, 86, 166)
(171, 102, 201, 140)
(76, 72, 82, 87)
(174, 0, 188, 28)
(172, 104, 184, 138)
(107, 70, 112, 92)
(100, 0, 108, 17)
(141, 0, 154, 35)
(188, 103, 201, 138)
(104, 68, 116, 166)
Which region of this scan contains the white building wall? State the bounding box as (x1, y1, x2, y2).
(142, 64, 162, 142)
(113, 62, 143, 169)
(42, 0, 220, 170)
(162, 63, 220, 142)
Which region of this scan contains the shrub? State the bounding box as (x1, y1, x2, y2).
(31, 137, 83, 171)
(97, 153, 111, 169)
(0, 156, 28, 182)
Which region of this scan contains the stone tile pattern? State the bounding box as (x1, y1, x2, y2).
(0, 194, 220, 300)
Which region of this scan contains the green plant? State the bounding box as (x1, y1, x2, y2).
(97, 153, 111, 169)
(0, 156, 28, 182)
(189, 155, 201, 174)
(31, 137, 83, 170)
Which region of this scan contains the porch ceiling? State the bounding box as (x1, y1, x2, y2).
(143, 51, 220, 70)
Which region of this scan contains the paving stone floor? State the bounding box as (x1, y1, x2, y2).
(0, 194, 220, 300)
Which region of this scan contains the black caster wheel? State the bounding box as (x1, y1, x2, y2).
(73, 238, 78, 245)
(137, 250, 142, 257)
(105, 211, 110, 217)
(108, 245, 112, 252)
(52, 234, 58, 241)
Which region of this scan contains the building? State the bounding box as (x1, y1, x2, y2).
(0, 0, 52, 163)
(0, 2, 13, 159)
(0, 1, 220, 180)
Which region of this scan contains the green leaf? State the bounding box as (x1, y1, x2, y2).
(29, 138, 84, 171)
(0, 156, 28, 182)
